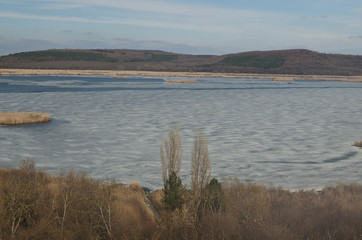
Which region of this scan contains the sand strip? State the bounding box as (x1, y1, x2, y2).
(1, 69, 362, 83)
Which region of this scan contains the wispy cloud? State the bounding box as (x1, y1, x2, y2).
(2, 1, 335, 36)
(0, 12, 94, 23)
(62, 29, 74, 33)
(39, 0, 261, 17)
(36, 3, 85, 10)
(349, 35, 362, 40)
(0, 11, 250, 33)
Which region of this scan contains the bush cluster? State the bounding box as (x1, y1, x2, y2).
(150, 179, 362, 240)
(1, 161, 362, 239)
(0, 160, 156, 240)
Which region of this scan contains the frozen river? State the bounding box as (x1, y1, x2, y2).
(1, 75, 362, 189)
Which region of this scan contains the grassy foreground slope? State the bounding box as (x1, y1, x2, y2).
(1, 160, 362, 240)
(1, 49, 362, 75)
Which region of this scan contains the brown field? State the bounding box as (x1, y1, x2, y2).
(0, 112, 51, 125)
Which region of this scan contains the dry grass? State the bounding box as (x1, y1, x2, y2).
(0, 112, 51, 125)
(164, 79, 198, 83)
(353, 140, 362, 147)
(273, 77, 294, 82)
(2, 68, 362, 83)
(149, 189, 164, 211)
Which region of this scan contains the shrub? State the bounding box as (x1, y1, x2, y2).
(201, 178, 224, 213)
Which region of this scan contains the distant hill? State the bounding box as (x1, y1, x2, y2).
(1, 49, 362, 75)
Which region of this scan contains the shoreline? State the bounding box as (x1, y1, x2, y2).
(1, 68, 362, 83)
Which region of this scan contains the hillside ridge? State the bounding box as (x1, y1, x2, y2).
(1, 49, 362, 75)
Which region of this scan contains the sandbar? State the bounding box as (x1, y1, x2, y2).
(1, 69, 362, 83)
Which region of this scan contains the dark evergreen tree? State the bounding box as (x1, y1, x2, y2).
(162, 171, 185, 212)
(202, 178, 224, 213)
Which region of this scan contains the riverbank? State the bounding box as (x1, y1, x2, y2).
(1, 68, 362, 82)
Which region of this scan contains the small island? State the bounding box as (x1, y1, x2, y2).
(0, 112, 51, 125)
(164, 79, 198, 83)
(272, 77, 294, 82)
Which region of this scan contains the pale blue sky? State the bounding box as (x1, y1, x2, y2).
(1, 0, 362, 56)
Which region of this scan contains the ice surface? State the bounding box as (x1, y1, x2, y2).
(1, 75, 362, 190)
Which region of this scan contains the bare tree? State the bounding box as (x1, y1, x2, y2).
(160, 125, 182, 185)
(93, 182, 114, 239)
(18, 158, 35, 172)
(191, 132, 211, 194)
(55, 171, 76, 239)
(1, 169, 39, 239)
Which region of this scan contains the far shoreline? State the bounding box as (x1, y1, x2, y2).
(1, 68, 362, 83)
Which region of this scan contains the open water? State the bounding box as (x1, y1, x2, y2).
(1, 75, 362, 189)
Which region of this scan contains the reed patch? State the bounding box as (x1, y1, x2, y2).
(353, 140, 362, 147)
(164, 79, 198, 83)
(0, 112, 51, 125)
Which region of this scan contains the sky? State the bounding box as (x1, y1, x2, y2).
(0, 0, 362, 56)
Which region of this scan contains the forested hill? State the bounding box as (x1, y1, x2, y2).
(1, 49, 362, 75)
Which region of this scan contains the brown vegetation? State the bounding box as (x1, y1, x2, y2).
(1, 161, 362, 239)
(0, 160, 156, 240)
(147, 178, 362, 240)
(164, 79, 198, 83)
(2, 68, 362, 83)
(272, 77, 294, 82)
(0, 112, 51, 125)
(353, 140, 362, 148)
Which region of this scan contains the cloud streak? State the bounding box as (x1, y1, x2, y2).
(40, 0, 264, 18)
(0, 10, 261, 34)
(349, 35, 362, 39)
(0, 12, 94, 23)
(36, 3, 85, 10)
(2, 1, 350, 37)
